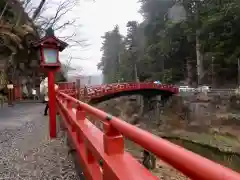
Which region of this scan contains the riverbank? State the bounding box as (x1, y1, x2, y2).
(95, 96, 240, 177)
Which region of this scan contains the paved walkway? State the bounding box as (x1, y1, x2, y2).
(0, 103, 80, 180)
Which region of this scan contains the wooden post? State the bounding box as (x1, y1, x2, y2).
(76, 78, 80, 100)
(7, 83, 14, 106)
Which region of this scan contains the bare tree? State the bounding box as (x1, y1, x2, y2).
(0, 1, 9, 21)
(22, 0, 88, 67)
(0, 0, 87, 85)
(31, 0, 46, 21)
(22, 0, 87, 45)
(62, 56, 74, 77)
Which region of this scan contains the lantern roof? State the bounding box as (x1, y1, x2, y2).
(32, 27, 68, 51)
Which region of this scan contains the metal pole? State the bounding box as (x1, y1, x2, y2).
(48, 71, 56, 138)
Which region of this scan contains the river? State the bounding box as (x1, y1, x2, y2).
(165, 137, 240, 171)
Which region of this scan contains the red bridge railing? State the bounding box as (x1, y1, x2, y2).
(58, 81, 77, 98)
(57, 81, 179, 102)
(56, 90, 240, 180)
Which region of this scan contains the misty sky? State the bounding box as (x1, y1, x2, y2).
(57, 0, 143, 76)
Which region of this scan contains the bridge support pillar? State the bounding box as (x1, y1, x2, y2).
(161, 94, 171, 107)
(142, 95, 156, 113)
(142, 94, 171, 114)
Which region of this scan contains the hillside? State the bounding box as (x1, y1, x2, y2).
(0, 1, 69, 90)
(0, 0, 42, 88)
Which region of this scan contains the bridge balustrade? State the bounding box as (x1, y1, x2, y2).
(59, 81, 179, 101)
(56, 86, 240, 180)
(58, 81, 77, 98)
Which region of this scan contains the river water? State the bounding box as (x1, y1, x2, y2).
(165, 137, 240, 171)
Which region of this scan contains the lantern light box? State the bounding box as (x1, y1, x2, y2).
(32, 27, 68, 70)
(43, 48, 58, 64)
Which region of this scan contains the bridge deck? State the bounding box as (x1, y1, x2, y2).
(0, 103, 80, 180)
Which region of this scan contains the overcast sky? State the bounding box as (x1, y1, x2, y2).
(57, 0, 143, 76)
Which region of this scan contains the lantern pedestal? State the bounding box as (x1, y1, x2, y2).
(42, 67, 60, 139)
(48, 71, 57, 138)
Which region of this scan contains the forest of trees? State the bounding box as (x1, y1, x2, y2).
(98, 0, 240, 88)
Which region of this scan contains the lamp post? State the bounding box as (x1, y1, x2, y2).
(32, 27, 68, 138)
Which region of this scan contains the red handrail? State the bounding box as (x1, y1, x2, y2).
(56, 91, 240, 180)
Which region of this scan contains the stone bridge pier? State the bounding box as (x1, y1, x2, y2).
(142, 93, 172, 114)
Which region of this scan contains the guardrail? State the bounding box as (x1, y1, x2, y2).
(56, 90, 240, 180)
(179, 89, 237, 98)
(179, 88, 235, 92)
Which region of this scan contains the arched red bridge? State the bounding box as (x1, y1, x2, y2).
(58, 82, 178, 103)
(56, 81, 240, 180)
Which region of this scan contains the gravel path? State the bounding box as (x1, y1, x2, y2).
(0, 103, 80, 180)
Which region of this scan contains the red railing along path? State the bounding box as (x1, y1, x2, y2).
(56, 90, 240, 180)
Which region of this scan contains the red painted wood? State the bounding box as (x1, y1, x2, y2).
(14, 86, 22, 100)
(56, 96, 158, 180)
(58, 81, 179, 100)
(56, 89, 240, 180)
(48, 71, 57, 138)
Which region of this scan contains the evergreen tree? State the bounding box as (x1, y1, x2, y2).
(98, 26, 123, 83)
(100, 0, 240, 87)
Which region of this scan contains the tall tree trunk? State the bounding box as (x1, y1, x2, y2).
(186, 57, 193, 85)
(211, 57, 217, 88)
(32, 0, 46, 21)
(238, 58, 240, 86)
(0, 1, 9, 21)
(196, 34, 203, 85)
(195, 1, 204, 86)
(134, 63, 139, 82)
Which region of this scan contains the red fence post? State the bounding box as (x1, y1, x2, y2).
(103, 118, 124, 180)
(76, 105, 86, 121)
(76, 105, 86, 143)
(48, 71, 57, 138)
(103, 122, 124, 155)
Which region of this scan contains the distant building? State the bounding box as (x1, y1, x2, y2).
(67, 70, 103, 87)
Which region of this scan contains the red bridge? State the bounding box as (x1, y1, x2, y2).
(55, 81, 240, 180)
(58, 81, 178, 103)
